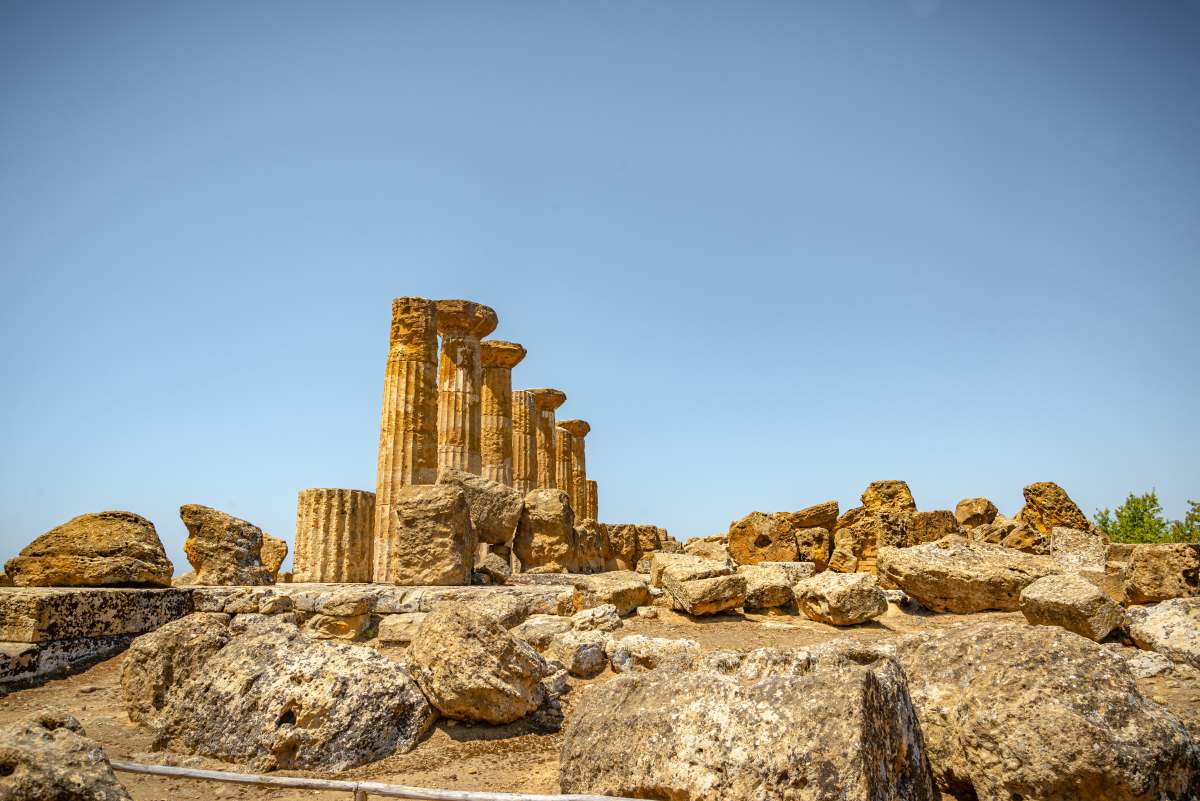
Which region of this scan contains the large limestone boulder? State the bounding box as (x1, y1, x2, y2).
(893, 622, 1199, 800)
(0, 709, 132, 801)
(436, 467, 524, 545)
(861, 479, 917, 514)
(121, 612, 233, 726)
(561, 648, 935, 801)
(1111, 542, 1200, 604)
(381, 484, 475, 586)
(1048, 525, 1108, 573)
(150, 620, 434, 770)
(794, 571, 887, 625)
(831, 507, 908, 573)
(737, 563, 809, 610)
(407, 601, 548, 724)
(513, 489, 575, 573)
(877, 541, 1059, 613)
(180, 504, 273, 586)
(955, 497, 998, 528)
(510, 614, 573, 651)
(649, 552, 704, 587)
(571, 571, 650, 615)
(1019, 573, 1124, 641)
(999, 523, 1049, 554)
(683, 536, 730, 562)
(572, 519, 609, 573)
(605, 523, 641, 570)
(661, 561, 747, 616)
(5, 511, 173, 588)
(907, 510, 962, 546)
(1017, 481, 1091, 534)
(609, 635, 701, 673)
(1125, 598, 1200, 668)
(547, 629, 610, 678)
(260, 533, 288, 580)
(726, 512, 797, 564)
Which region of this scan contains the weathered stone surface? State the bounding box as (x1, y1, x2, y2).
(121, 612, 232, 726)
(1, 636, 133, 689)
(376, 612, 427, 644)
(585, 479, 598, 523)
(571, 572, 649, 616)
(527, 388, 567, 490)
(999, 523, 1048, 554)
(683, 536, 730, 563)
(907, 510, 962, 546)
(510, 389, 539, 496)
(893, 622, 1199, 800)
(408, 601, 548, 724)
(1048, 525, 1109, 573)
(0, 587, 192, 643)
(572, 519, 608, 573)
(736, 564, 797, 610)
(661, 562, 747, 616)
(513, 489, 575, 573)
(861, 480, 916, 514)
(553, 426, 576, 514)
(1126, 598, 1200, 668)
(557, 419, 591, 521)
(791, 499, 840, 530)
(510, 614, 573, 651)
(436, 467, 524, 545)
(151, 620, 434, 770)
(547, 629, 609, 678)
(293, 488, 374, 583)
(649, 552, 704, 588)
(435, 299, 498, 475)
(302, 612, 370, 641)
(0, 709, 132, 800)
(1019, 572, 1124, 641)
(955, 497, 998, 528)
(180, 504, 272, 586)
(5, 511, 173, 588)
(634, 525, 663, 555)
(604, 523, 642, 570)
(571, 603, 621, 632)
(877, 541, 1059, 613)
(479, 339, 525, 486)
(794, 571, 887, 625)
(1017, 481, 1091, 534)
(608, 634, 700, 673)
(726, 512, 798, 565)
(373, 484, 475, 586)
(968, 517, 1018, 545)
(260, 533, 288, 580)
(1115, 543, 1200, 604)
(561, 648, 935, 801)
(831, 507, 907, 574)
(475, 552, 511, 584)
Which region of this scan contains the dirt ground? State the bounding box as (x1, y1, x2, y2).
(2, 603, 1197, 801)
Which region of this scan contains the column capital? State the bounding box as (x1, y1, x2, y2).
(526, 387, 567, 412)
(433, 299, 498, 338)
(480, 340, 527, 369)
(388, 297, 439, 354)
(557, 418, 591, 438)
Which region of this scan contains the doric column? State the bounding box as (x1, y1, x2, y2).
(511, 390, 538, 497)
(294, 488, 375, 583)
(586, 480, 598, 521)
(527, 388, 566, 489)
(479, 340, 527, 486)
(555, 425, 575, 509)
(434, 299, 498, 475)
(557, 419, 591, 519)
(374, 297, 439, 562)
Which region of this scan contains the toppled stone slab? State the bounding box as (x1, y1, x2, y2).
(511, 614, 573, 651)
(794, 571, 888, 626)
(561, 647, 935, 801)
(376, 484, 476, 586)
(571, 603, 622, 632)
(1110, 542, 1200, 604)
(513, 489, 575, 573)
(151, 620, 434, 770)
(893, 622, 1199, 801)
(260, 533, 288, 580)
(570, 571, 649, 616)
(907, 510, 962, 546)
(437, 467, 524, 545)
(876, 541, 1059, 613)
(683, 536, 730, 563)
(547, 629, 609, 678)
(1, 635, 134, 690)
(649, 552, 704, 588)
(121, 613, 233, 726)
(862, 480, 917, 514)
(955, 497, 998, 528)
(736, 563, 797, 610)
(1048, 525, 1109, 573)
(609, 634, 700, 673)
(1017, 481, 1091, 534)
(1125, 598, 1200, 669)
(1019, 572, 1124, 641)
(181, 504, 273, 586)
(376, 612, 427, 645)
(661, 562, 746, 616)
(4, 511, 174, 588)
(0, 709, 132, 800)
(0, 587, 192, 643)
(831, 506, 908, 574)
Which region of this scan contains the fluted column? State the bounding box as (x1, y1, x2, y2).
(295, 488, 375, 583)
(558, 419, 591, 519)
(435, 299, 498, 475)
(586, 480, 598, 521)
(374, 297, 439, 566)
(555, 425, 575, 508)
(527, 388, 566, 489)
(511, 390, 538, 496)
(479, 340, 527, 486)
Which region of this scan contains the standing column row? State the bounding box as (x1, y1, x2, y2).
(479, 340, 527, 486)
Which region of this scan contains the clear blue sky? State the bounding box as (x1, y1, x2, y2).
(2, 1, 1198, 573)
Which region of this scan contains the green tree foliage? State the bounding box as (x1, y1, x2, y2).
(1095, 491, 1199, 544)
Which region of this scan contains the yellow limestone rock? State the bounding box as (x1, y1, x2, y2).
(554, 425, 576, 511)
(527, 388, 567, 489)
(586, 479, 599, 521)
(294, 488, 375, 583)
(4, 511, 173, 587)
(1017, 481, 1091, 534)
(557, 419, 591, 520)
(510, 389, 539, 496)
(479, 340, 526, 486)
(374, 297, 440, 551)
(260, 534, 288, 580)
(435, 299, 498, 476)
